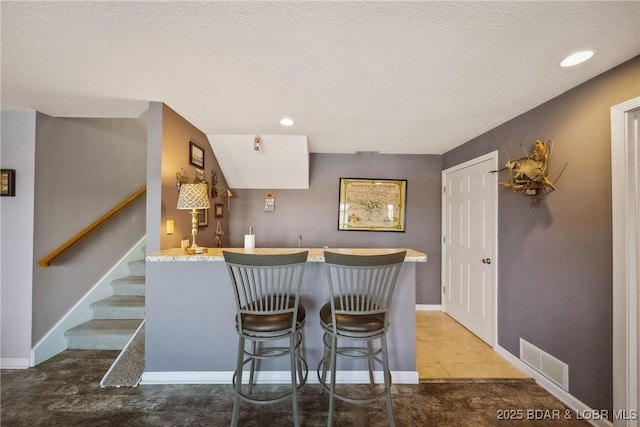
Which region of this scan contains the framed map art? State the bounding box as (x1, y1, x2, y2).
(338, 178, 407, 232)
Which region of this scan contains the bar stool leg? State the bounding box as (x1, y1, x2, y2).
(248, 341, 257, 394)
(367, 340, 375, 385)
(296, 332, 307, 389)
(381, 335, 395, 427)
(327, 335, 338, 426)
(297, 351, 304, 389)
(319, 335, 326, 394)
(231, 336, 245, 427)
(319, 332, 329, 395)
(289, 335, 301, 427)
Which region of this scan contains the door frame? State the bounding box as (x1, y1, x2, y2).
(441, 150, 499, 347)
(611, 96, 640, 426)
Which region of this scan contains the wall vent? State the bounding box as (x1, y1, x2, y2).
(519, 338, 569, 391)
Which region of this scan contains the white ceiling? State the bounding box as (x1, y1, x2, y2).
(2, 1, 639, 155)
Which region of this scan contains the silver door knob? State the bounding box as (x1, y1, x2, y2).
(482, 258, 492, 264)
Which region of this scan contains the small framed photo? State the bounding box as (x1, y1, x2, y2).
(197, 208, 208, 227)
(190, 141, 205, 169)
(214, 203, 224, 218)
(1, 169, 16, 197)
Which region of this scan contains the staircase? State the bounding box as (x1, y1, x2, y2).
(65, 260, 145, 350)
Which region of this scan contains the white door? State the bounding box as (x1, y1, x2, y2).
(611, 98, 640, 427)
(442, 151, 498, 346)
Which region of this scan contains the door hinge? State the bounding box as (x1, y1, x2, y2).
(443, 185, 446, 193)
(443, 235, 446, 244)
(443, 286, 446, 294)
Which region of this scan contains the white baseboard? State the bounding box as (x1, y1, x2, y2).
(0, 357, 31, 369)
(32, 237, 146, 365)
(140, 370, 419, 385)
(416, 304, 442, 311)
(494, 345, 612, 427)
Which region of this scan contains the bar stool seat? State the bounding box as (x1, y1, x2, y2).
(319, 299, 384, 334)
(224, 251, 309, 427)
(317, 251, 406, 427)
(239, 299, 306, 334)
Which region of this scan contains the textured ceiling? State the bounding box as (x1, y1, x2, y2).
(2, 1, 639, 154)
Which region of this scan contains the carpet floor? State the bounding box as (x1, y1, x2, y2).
(1, 350, 591, 426)
(100, 321, 145, 388)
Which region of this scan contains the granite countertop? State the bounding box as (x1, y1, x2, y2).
(147, 247, 427, 262)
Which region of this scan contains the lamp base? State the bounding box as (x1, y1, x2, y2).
(185, 247, 207, 255)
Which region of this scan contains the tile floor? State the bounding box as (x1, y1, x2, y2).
(417, 310, 530, 380)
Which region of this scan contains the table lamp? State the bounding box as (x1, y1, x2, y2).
(177, 183, 210, 254)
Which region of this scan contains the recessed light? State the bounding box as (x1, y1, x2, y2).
(280, 118, 294, 126)
(560, 50, 595, 67)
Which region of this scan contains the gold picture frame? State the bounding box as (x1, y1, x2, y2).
(1, 169, 16, 197)
(338, 178, 407, 232)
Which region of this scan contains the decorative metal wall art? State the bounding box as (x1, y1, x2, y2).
(211, 169, 218, 198)
(496, 140, 567, 207)
(215, 221, 224, 247)
(194, 169, 205, 184)
(176, 168, 189, 193)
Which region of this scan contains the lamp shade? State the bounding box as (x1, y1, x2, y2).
(177, 183, 211, 209)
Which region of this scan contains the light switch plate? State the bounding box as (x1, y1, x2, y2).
(166, 220, 174, 235)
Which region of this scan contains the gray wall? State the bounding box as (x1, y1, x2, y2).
(0, 111, 36, 363)
(146, 103, 163, 253)
(227, 153, 442, 304)
(443, 56, 640, 412)
(32, 114, 147, 343)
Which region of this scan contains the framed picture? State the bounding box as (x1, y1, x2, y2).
(214, 203, 224, 218)
(197, 208, 208, 227)
(189, 141, 205, 169)
(338, 178, 407, 232)
(1, 169, 16, 197)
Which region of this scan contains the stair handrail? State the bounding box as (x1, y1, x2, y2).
(38, 186, 147, 268)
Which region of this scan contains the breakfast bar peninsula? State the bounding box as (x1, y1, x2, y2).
(143, 247, 426, 385)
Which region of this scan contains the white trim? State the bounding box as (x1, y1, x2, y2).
(416, 304, 442, 311)
(0, 358, 31, 369)
(612, 97, 640, 427)
(140, 370, 419, 385)
(495, 345, 612, 427)
(32, 236, 146, 365)
(441, 151, 499, 348)
(443, 150, 499, 173)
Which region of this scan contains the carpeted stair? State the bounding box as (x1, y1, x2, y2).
(65, 260, 145, 350)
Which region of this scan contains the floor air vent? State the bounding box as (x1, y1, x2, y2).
(519, 338, 569, 391)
